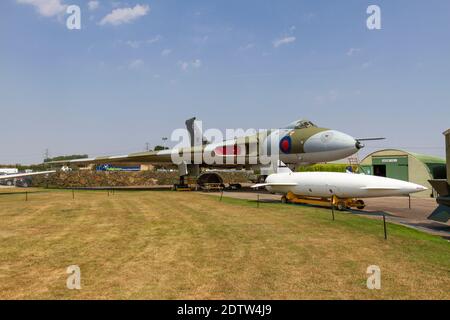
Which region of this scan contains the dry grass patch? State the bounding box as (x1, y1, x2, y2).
(0, 189, 448, 299)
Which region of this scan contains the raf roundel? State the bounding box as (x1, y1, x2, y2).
(280, 136, 292, 154)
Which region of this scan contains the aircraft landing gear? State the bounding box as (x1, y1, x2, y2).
(355, 199, 366, 210)
(172, 175, 191, 191)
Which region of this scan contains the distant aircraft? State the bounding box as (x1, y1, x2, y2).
(253, 169, 427, 210)
(48, 117, 381, 186)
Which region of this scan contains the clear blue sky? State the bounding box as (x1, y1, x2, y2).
(1, 0, 449, 164)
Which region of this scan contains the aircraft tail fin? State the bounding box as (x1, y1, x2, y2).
(185, 117, 210, 147)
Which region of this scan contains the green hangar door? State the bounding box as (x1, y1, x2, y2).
(372, 156, 409, 181)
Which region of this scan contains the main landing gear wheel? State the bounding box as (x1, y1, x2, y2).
(355, 200, 366, 210)
(281, 195, 288, 204)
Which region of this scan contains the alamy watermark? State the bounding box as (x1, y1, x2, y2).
(168, 121, 282, 168)
(64, 5, 382, 31)
(367, 5, 382, 30)
(366, 265, 381, 290)
(66, 265, 81, 290)
(66, 5, 81, 30)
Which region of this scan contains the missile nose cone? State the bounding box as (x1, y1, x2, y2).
(417, 185, 428, 191)
(403, 182, 428, 194)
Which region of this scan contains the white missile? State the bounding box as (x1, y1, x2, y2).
(252, 171, 427, 199)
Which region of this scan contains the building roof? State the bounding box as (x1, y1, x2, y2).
(362, 149, 445, 164)
(408, 152, 446, 164)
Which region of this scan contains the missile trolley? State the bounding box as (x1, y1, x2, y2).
(282, 192, 366, 211)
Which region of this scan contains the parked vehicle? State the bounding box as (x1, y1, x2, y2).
(15, 178, 32, 188)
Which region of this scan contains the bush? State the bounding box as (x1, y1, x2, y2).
(297, 164, 349, 173)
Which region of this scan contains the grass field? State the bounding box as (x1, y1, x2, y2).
(0, 189, 449, 299)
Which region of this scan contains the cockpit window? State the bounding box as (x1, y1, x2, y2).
(284, 119, 317, 129)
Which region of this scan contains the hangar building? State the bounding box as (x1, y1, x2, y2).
(360, 149, 446, 198)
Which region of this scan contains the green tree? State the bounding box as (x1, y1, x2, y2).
(153, 146, 169, 151)
(44, 154, 88, 163)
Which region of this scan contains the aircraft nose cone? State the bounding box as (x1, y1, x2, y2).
(355, 141, 365, 150)
(304, 130, 358, 153)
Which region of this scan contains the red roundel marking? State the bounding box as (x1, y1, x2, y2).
(280, 136, 292, 153)
(281, 140, 289, 151)
(214, 145, 241, 155)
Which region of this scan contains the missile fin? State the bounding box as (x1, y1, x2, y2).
(251, 183, 297, 188)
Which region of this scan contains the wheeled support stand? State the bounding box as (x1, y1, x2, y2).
(282, 192, 366, 210)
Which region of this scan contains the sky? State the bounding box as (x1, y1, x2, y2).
(0, 0, 449, 164)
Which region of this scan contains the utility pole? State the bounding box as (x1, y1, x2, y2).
(145, 142, 150, 152)
(44, 149, 50, 161)
(162, 137, 168, 149)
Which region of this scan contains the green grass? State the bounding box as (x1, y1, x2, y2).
(218, 196, 450, 266)
(0, 189, 448, 299)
